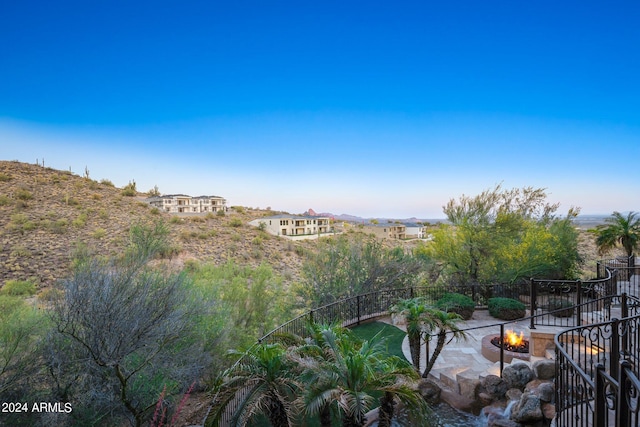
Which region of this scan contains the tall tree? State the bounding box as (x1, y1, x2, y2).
(593, 211, 640, 257)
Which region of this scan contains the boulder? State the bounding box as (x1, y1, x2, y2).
(541, 402, 556, 420)
(510, 392, 543, 424)
(532, 359, 556, 380)
(532, 382, 555, 403)
(417, 379, 441, 403)
(505, 388, 523, 402)
(502, 363, 533, 390)
(482, 375, 508, 400)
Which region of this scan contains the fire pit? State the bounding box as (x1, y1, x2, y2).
(481, 329, 531, 363)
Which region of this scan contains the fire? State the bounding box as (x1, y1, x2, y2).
(505, 329, 525, 347)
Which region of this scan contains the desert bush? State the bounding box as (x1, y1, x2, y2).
(100, 178, 115, 187)
(229, 218, 243, 227)
(121, 180, 137, 196)
(0, 195, 10, 206)
(10, 245, 31, 258)
(435, 293, 475, 320)
(1, 279, 37, 296)
(52, 218, 69, 234)
(0, 173, 12, 182)
(48, 241, 206, 427)
(216, 209, 225, 217)
(488, 297, 526, 320)
(548, 298, 574, 317)
(15, 187, 33, 200)
(72, 212, 88, 228)
(91, 193, 102, 200)
(190, 216, 206, 223)
(232, 206, 245, 214)
(91, 228, 107, 239)
(99, 209, 109, 219)
(170, 216, 182, 224)
(150, 207, 160, 215)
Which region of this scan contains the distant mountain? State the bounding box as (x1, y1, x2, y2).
(303, 208, 447, 224)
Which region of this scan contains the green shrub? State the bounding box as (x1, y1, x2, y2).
(548, 298, 574, 317)
(0, 195, 11, 206)
(216, 209, 225, 217)
(232, 206, 245, 214)
(488, 297, 526, 320)
(100, 178, 115, 187)
(15, 188, 33, 200)
(229, 218, 243, 227)
(435, 293, 475, 320)
(92, 228, 107, 239)
(0, 173, 12, 182)
(170, 216, 182, 224)
(2, 280, 37, 296)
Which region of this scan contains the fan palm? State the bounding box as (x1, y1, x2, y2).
(594, 211, 640, 257)
(301, 325, 428, 427)
(421, 309, 468, 379)
(208, 343, 301, 427)
(389, 297, 429, 372)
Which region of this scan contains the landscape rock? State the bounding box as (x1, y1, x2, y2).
(529, 382, 554, 403)
(505, 388, 523, 402)
(417, 379, 441, 403)
(510, 392, 543, 423)
(541, 402, 556, 420)
(482, 375, 508, 400)
(532, 360, 556, 380)
(502, 363, 533, 390)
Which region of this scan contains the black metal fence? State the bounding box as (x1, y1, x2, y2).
(555, 293, 640, 427)
(529, 269, 619, 329)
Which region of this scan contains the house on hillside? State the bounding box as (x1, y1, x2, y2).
(404, 223, 427, 239)
(250, 214, 332, 238)
(361, 223, 407, 240)
(146, 194, 227, 214)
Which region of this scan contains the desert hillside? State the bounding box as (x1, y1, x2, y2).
(0, 160, 317, 289)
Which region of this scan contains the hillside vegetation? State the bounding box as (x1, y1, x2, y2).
(0, 160, 312, 290)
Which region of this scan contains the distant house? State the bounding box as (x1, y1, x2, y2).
(404, 223, 427, 239)
(250, 214, 332, 238)
(146, 194, 227, 214)
(361, 223, 407, 240)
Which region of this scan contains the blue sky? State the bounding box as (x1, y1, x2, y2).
(1, 1, 639, 218)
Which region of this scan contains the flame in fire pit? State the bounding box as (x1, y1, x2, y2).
(505, 329, 524, 347)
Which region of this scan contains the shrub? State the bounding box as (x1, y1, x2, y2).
(100, 178, 115, 187)
(0, 195, 10, 206)
(121, 180, 137, 196)
(435, 293, 475, 320)
(232, 206, 245, 214)
(488, 297, 526, 320)
(92, 228, 107, 239)
(216, 209, 225, 217)
(1, 279, 37, 296)
(548, 298, 574, 317)
(15, 188, 33, 200)
(170, 216, 182, 224)
(0, 173, 12, 182)
(229, 218, 243, 227)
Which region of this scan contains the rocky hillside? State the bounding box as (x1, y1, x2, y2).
(0, 160, 314, 290)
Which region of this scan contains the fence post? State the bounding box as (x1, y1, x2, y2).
(622, 293, 628, 319)
(617, 360, 631, 427)
(357, 295, 361, 325)
(500, 323, 504, 377)
(530, 278, 536, 330)
(576, 280, 582, 327)
(309, 309, 314, 325)
(610, 318, 620, 381)
(594, 364, 606, 427)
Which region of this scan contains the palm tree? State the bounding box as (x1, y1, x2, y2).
(300, 325, 428, 427)
(594, 211, 640, 257)
(208, 342, 301, 427)
(389, 297, 429, 372)
(421, 308, 468, 379)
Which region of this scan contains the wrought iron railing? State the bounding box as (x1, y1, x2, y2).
(207, 261, 639, 426)
(555, 293, 640, 427)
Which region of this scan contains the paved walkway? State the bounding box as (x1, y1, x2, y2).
(380, 310, 549, 393)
